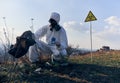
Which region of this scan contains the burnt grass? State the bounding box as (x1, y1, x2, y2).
(0, 62, 120, 83)
(1, 50, 120, 83)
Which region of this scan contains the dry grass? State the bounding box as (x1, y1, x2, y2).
(0, 50, 120, 83)
(69, 50, 120, 68)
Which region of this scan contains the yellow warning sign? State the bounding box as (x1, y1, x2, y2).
(85, 11, 97, 22)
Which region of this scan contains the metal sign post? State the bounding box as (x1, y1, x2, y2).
(90, 21, 93, 62)
(85, 11, 97, 62)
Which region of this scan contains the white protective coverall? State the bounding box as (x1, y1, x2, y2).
(29, 12, 68, 63)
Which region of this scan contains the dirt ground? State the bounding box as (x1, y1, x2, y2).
(1, 51, 120, 83)
(0, 62, 120, 83)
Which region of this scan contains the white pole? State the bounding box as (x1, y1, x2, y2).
(30, 18, 34, 32)
(11, 28, 14, 44)
(90, 21, 93, 62)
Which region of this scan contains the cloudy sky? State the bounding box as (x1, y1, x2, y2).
(0, 0, 120, 49)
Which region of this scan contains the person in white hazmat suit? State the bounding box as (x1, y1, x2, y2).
(29, 12, 68, 63)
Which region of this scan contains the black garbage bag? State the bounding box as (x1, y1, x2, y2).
(8, 30, 36, 58)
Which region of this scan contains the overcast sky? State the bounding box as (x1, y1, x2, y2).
(0, 0, 120, 49)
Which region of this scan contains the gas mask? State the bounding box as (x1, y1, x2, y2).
(49, 18, 61, 31)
